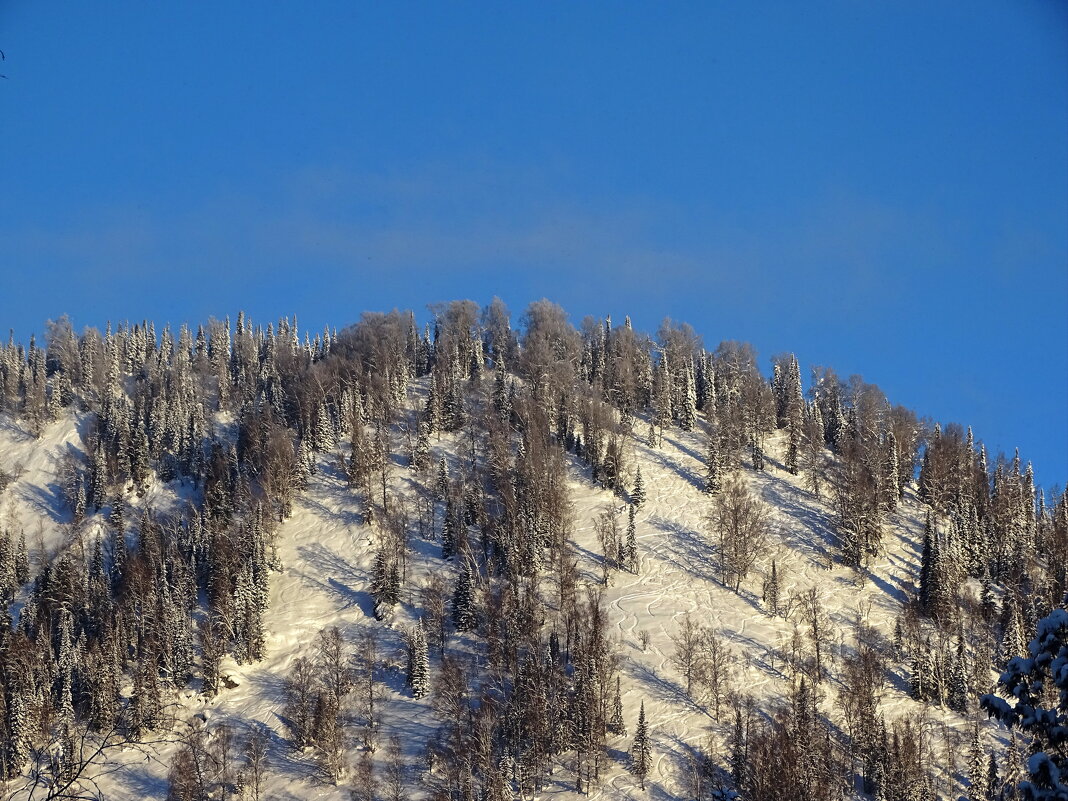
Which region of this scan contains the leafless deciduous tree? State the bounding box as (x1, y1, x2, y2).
(316, 626, 352, 702)
(707, 474, 770, 591)
(671, 613, 735, 717)
(594, 505, 621, 584)
(420, 573, 449, 657)
(282, 656, 317, 749)
(670, 613, 704, 696)
(698, 627, 734, 719)
(239, 725, 270, 801)
(382, 734, 407, 801)
(9, 705, 178, 801)
(804, 587, 830, 684)
(357, 629, 380, 752)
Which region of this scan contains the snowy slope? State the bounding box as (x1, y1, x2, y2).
(0, 384, 1005, 800)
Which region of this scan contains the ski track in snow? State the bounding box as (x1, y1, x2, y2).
(0, 392, 1003, 800)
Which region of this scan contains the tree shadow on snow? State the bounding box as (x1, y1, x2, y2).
(627, 660, 710, 719)
(16, 480, 71, 525)
(296, 492, 364, 530)
(888, 523, 923, 560)
(569, 540, 613, 586)
(299, 458, 368, 528)
(862, 565, 910, 606)
(657, 732, 713, 799)
(294, 543, 375, 618)
(265, 711, 324, 782)
(406, 531, 445, 563)
(313, 455, 348, 484)
(755, 475, 837, 565)
(659, 432, 706, 468)
(0, 415, 35, 443)
(646, 518, 766, 617)
(648, 449, 706, 495)
(115, 764, 169, 801)
(721, 630, 789, 683)
(884, 664, 912, 697)
(244, 669, 291, 715)
(646, 516, 719, 585)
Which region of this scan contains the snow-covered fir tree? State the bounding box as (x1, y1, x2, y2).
(406, 621, 430, 699)
(631, 699, 652, 791)
(451, 558, 478, 633)
(632, 466, 646, 508)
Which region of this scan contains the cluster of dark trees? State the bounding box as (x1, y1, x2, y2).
(0, 299, 1062, 799)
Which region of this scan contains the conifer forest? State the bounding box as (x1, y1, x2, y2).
(0, 299, 1063, 801)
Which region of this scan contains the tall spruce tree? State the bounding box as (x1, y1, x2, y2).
(451, 559, 477, 633)
(371, 548, 399, 620)
(632, 467, 646, 509)
(763, 560, 780, 617)
(631, 699, 651, 791)
(406, 621, 430, 699)
(704, 430, 722, 495)
(962, 724, 987, 801)
(948, 637, 970, 713)
(607, 676, 627, 736)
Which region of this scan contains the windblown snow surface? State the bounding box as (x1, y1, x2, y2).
(0, 381, 1008, 800)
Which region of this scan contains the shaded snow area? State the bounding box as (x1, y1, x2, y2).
(0, 413, 195, 554)
(0, 391, 1008, 801)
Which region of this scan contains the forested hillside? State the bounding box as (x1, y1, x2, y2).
(0, 300, 1063, 801)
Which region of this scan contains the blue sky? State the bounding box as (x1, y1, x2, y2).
(1, 2, 1066, 489)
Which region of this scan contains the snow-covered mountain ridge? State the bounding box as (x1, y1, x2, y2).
(0, 305, 1062, 801)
